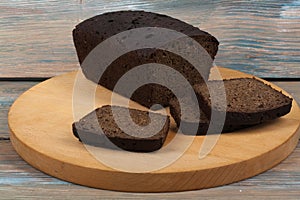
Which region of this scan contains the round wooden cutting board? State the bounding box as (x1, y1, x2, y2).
(8, 67, 300, 192)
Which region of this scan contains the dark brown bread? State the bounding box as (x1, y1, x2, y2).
(73, 10, 219, 108)
(169, 97, 250, 135)
(72, 105, 170, 152)
(194, 78, 293, 126)
(169, 97, 208, 135)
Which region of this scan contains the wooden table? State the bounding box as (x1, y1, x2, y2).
(1, 80, 299, 199)
(1, 0, 300, 199)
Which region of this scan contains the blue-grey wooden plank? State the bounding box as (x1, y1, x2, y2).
(0, 81, 300, 199)
(1, 80, 300, 138)
(0, 0, 299, 78)
(0, 140, 300, 199)
(0, 81, 36, 138)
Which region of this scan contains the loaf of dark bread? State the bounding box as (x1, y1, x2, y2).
(169, 97, 250, 135)
(73, 10, 219, 108)
(194, 78, 293, 126)
(72, 105, 170, 152)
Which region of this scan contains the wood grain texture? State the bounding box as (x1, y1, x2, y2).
(273, 82, 300, 104)
(1, 73, 300, 198)
(8, 67, 300, 192)
(1, 80, 294, 139)
(1, 140, 300, 199)
(0, 82, 37, 138)
(1, 81, 299, 134)
(1, 0, 300, 78)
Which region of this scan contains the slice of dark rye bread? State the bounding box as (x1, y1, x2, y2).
(72, 105, 170, 152)
(169, 97, 250, 135)
(72, 10, 219, 108)
(193, 78, 293, 126)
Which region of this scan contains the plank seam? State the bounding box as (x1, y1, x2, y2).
(0, 77, 300, 82)
(0, 137, 10, 141)
(0, 78, 49, 82)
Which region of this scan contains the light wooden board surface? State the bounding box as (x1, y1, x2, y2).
(7, 67, 300, 192)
